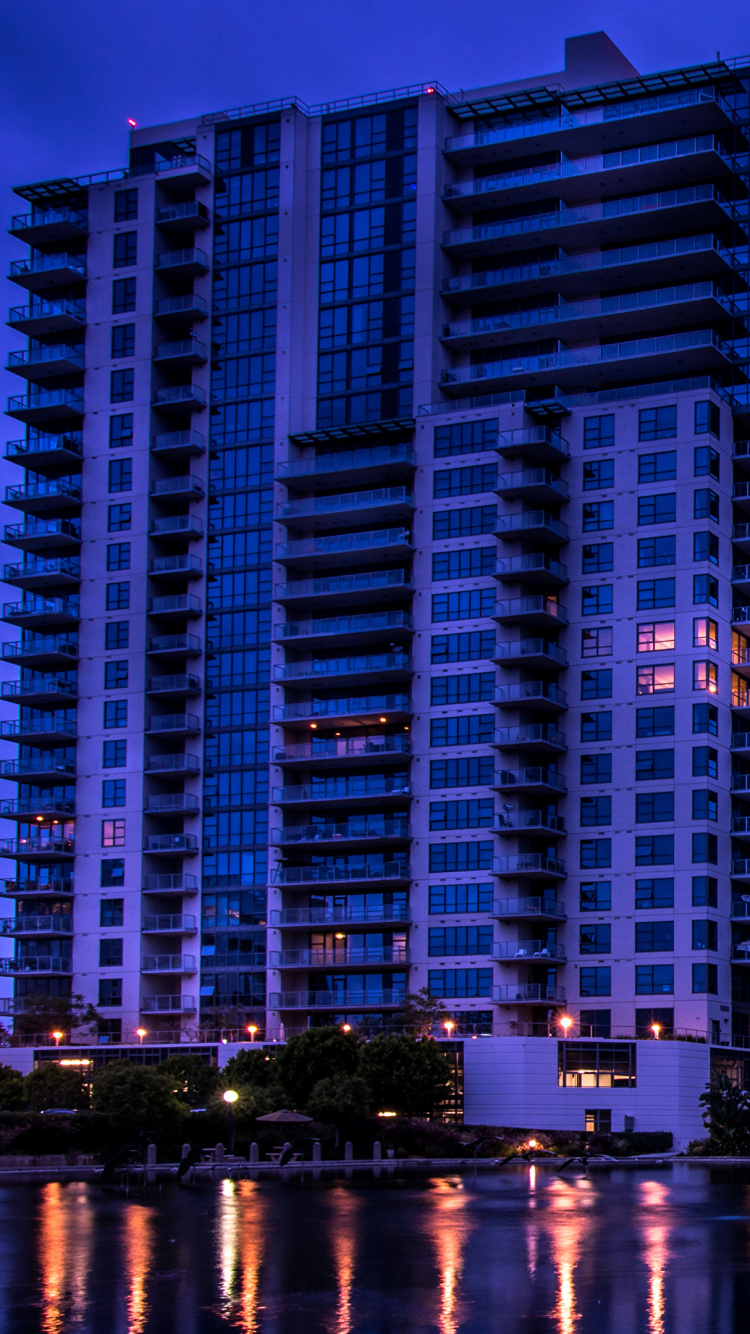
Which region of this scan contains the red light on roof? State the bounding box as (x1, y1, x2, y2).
(127, 118, 137, 127)
(426, 87, 435, 94)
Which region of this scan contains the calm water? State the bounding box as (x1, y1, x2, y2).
(2, 1164, 750, 1331)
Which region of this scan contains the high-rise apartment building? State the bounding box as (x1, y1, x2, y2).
(2, 31, 750, 1053)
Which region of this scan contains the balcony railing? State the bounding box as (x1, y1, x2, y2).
(143, 834, 199, 854)
(276, 611, 413, 641)
(148, 594, 203, 617)
(495, 511, 569, 540)
(271, 904, 410, 927)
(278, 444, 416, 480)
(142, 954, 197, 973)
(147, 633, 202, 655)
(494, 681, 567, 708)
(275, 693, 410, 723)
(494, 853, 566, 876)
(0, 957, 71, 974)
(7, 389, 84, 418)
(152, 385, 206, 410)
(154, 295, 209, 320)
(142, 914, 197, 932)
(3, 558, 80, 584)
(1, 677, 77, 704)
(276, 569, 410, 602)
(272, 820, 409, 844)
(269, 990, 405, 1009)
(146, 713, 201, 733)
(274, 736, 411, 764)
(145, 794, 200, 814)
(151, 474, 205, 499)
(147, 673, 201, 695)
(494, 639, 568, 666)
(494, 596, 568, 625)
(271, 947, 409, 968)
(144, 755, 200, 774)
(0, 797, 75, 819)
(273, 862, 410, 885)
(494, 768, 567, 792)
(493, 983, 566, 1003)
(494, 724, 567, 749)
(151, 429, 206, 455)
(493, 940, 566, 961)
(278, 652, 410, 682)
(149, 554, 203, 577)
(140, 995, 196, 1013)
(493, 897, 566, 919)
(496, 811, 566, 835)
(0, 915, 72, 935)
(278, 527, 411, 562)
(150, 515, 204, 539)
(154, 246, 209, 272)
(7, 344, 85, 374)
(142, 873, 199, 893)
(278, 487, 414, 522)
(9, 254, 86, 282)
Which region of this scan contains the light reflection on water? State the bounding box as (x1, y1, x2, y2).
(6, 1165, 750, 1332)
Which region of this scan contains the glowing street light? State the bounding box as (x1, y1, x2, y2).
(651, 1023, 662, 1040)
(136, 1028, 147, 1045)
(247, 1025, 258, 1041)
(51, 1030, 63, 1048)
(443, 1020, 455, 1037)
(341, 1024, 352, 1034)
(223, 1088, 238, 1154)
(559, 1015, 573, 1037)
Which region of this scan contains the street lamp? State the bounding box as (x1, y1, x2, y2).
(51, 1030, 63, 1048)
(651, 1023, 661, 1040)
(223, 1089, 238, 1154)
(247, 1025, 258, 1042)
(136, 1028, 147, 1045)
(559, 1015, 573, 1038)
(341, 1023, 352, 1034)
(443, 1019, 455, 1037)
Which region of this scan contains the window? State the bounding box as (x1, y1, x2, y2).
(581, 669, 612, 700)
(113, 231, 137, 267)
(636, 707, 674, 738)
(693, 660, 718, 693)
(692, 789, 718, 821)
(694, 488, 720, 523)
(428, 883, 494, 913)
(100, 859, 124, 887)
(427, 969, 493, 998)
(431, 673, 495, 705)
(637, 536, 675, 568)
(104, 660, 128, 689)
(430, 757, 495, 788)
(636, 792, 674, 823)
(433, 464, 497, 498)
(580, 839, 611, 868)
(98, 976, 122, 1003)
(692, 920, 718, 951)
(638, 493, 676, 525)
(635, 879, 674, 909)
(106, 582, 130, 611)
(582, 543, 614, 573)
(114, 189, 138, 221)
(692, 832, 717, 864)
(638, 451, 676, 484)
(100, 899, 124, 927)
(434, 419, 498, 457)
(585, 1109, 612, 1133)
(432, 548, 495, 580)
(580, 796, 611, 826)
(107, 503, 131, 532)
(99, 938, 123, 967)
(693, 531, 719, 564)
(692, 747, 718, 778)
(431, 631, 495, 664)
(637, 621, 675, 653)
(430, 716, 494, 747)
(111, 324, 135, 359)
(103, 700, 128, 728)
(580, 968, 611, 997)
(582, 585, 613, 617)
(692, 962, 718, 993)
(635, 750, 674, 781)
(581, 711, 612, 741)
(582, 500, 613, 531)
(108, 461, 133, 498)
(694, 618, 718, 650)
(559, 1041, 635, 1086)
(102, 779, 126, 808)
(429, 843, 493, 873)
(431, 589, 495, 622)
(104, 621, 129, 650)
(692, 875, 718, 907)
(637, 579, 675, 611)
(694, 444, 720, 478)
(102, 819, 125, 848)
(428, 926, 493, 956)
(432, 506, 496, 539)
(583, 459, 614, 490)
(635, 964, 674, 994)
(580, 881, 611, 911)
(639, 405, 677, 440)
(582, 627, 613, 658)
(693, 574, 719, 606)
(695, 400, 720, 437)
(110, 369, 134, 404)
(109, 413, 133, 449)
(106, 543, 130, 572)
(692, 702, 718, 735)
(583, 415, 614, 449)
(429, 799, 494, 830)
(635, 835, 674, 865)
(112, 277, 136, 314)
(580, 924, 611, 954)
(103, 740, 126, 768)
(636, 664, 674, 695)
(580, 754, 612, 784)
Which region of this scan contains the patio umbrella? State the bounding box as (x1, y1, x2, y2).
(255, 1109, 313, 1123)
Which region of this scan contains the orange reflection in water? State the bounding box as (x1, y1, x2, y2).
(122, 1204, 154, 1334)
(38, 1181, 93, 1334)
(326, 1185, 360, 1334)
(425, 1179, 474, 1334)
(639, 1180, 671, 1334)
(216, 1178, 266, 1333)
(542, 1179, 594, 1334)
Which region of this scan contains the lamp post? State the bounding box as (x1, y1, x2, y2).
(341, 1024, 352, 1034)
(247, 1025, 258, 1042)
(136, 1028, 147, 1046)
(443, 1019, 455, 1038)
(51, 1030, 63, 1048)
(559, 1015, 573, 1038)
(223, 1089, 238, 1154)
(651, 1023, 661, 1040)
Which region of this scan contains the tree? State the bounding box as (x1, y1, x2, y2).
(223, 1047, 281, 1090)
(0, 1062, 25, 1111)
(24, 1063, 90, 1112)
(91, 1061, 187, 1138)
(307, 1073, 371, 1133)
(159, 1053, 222, 1107)
(12, 992, 102, 1041)
(398, 989, 446, 1039)
(358, 1034, 454, 1117)
(699, 1072, 750, 1153)
(277, 1028, 360, 1106)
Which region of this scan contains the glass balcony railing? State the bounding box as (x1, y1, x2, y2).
(276, 569, 411, 601)
(144, 755, 200, 774)
(274, 736, 411, 765)
(0, 957, 71, 975)
(7, 389, 84, 416)
(494, 767, 567, 791)
(278, 652, 411, 681)
(140, 995, 196, 1013)
(3, 557, 80, 582)
(7, 345, 85, 372)
(494, 725, 567, 748)
(272, 947, 409, 968)
(3, 519, 81, 546)
(277, 611, 413, 640)
(9, 254, 86, 281)
(156, 201, 210, 227)
(154, 294, 209, 319)
(278, 487, 414, 521)
(495, 512, 569, 540)
(496, 811, 566, 835)
(493, 896, 566, 918)
(277, 444, 416, 480)
(142, 914, 198, 932)
(142, 873, 199, 892)
(278, 528, 412, 561)
(5, 480, 82, 506)
(154, 247, 209, 272)
(2, 597, 79, 623)
(495, 554, 568, 581)
(1, 638, 78, 663)
(0, 756, 75, 779)
(147, 673, 201, 694)
(271, 905, 410, 927)
(5, 433, 82, 464)
(494, 596, 568, 624)
(0, 915, 72, 935)
(149, 554, 203, 577)
(270, 990, 405, 1009)
(145, 794, 200, 814)
(147, 632, 202, 654)
(495, 852, 566, 876)
(273, 862, 410, 885)
(146, 713, 201, 733)
(0, 797, 75, 819)
(11, 207, 88, 234)
(150, 515, 204, 538)
(273, 820, 410, 844)
(153, 385, 206, 409)
(274, 775, 411, 804)
(275, 693, 410, 723)
(148, 594, 203, 616)
(495, 681, 567, 707)
(1, 718, 76, 740)
(142, 955, 197, 973)
(153, 338, 207, 363)
(493, 939, 566, 960)
(151, 429, 206, 455)
(495, 469, 569, 498)
(494, 983, 566, 1003)
(143, 834, 199, 854)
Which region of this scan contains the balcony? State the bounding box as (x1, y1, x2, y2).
(0, 837, 74, 861)
(142, 872, 199, 895)
(145, 795, 200, 818)
(147, 673, 201, 698)
(156, 201, 210, 235)
(495, 470, 569, 504)
(3, 519, 81, 553)
(277, 487, 414, 531)
(734, 482, 750, 514)
(1, 637, 78, 670)
(3, 558, 80, 592)
(151, 429, 206, 458)
(271, 820, 410, 849)
(493, 939, 566, 961)
(495, 425, 570, 464)
(148, 554, 203, 581)
(493, 725, 566, 755)
(732, 612, 750, 642)
(273, 775, 411, 805)
(277, 651, 411, 691)
(493, 596, 568, 630)
(144, 754, 200, 777)
(136, 152, 211, 187)
(493, 896, 566, 921)
(142, 914, 197, 934)
(731, 944, 750, 965)
(10, 208, 88, 246)
(9, 254, 86, 291)
(2, 878, 72, 899)
(493, 983, 566, 1004)
(732, 526, 750, 560)
(275, 569, 412, 610)
(152, 385, 206, 414)
(146, 712, 201, 737)
(142, 954, 197, 974)
(494, 554, 568, 587)
(732, 733, 750, 754)
(731, 900, 750, 919)
(495, 511, 568, 545)
(8, 300, 86, 339)
(494, 681, 567, 711)
(4, 433, 82, 474)
(152, 338, 207, 369)
(494, 853, 566, 879)
(493, 639, 567, 670)
(271, 947, 409, 969)
(273, 736, 411, 769)
(7, 344, 85, 383)
(275, 610, 413, 651)
(496, 811, 566, 838)
(143, 834, 199, 856)
(1, 717, 76, 746)
(147, 633, 202, 658)
(150, 515, 204, 543)
(271, 904, 410, 928)
(269, 990, 405, 1010)
(2, 597, 79, 630)
(140, 995, 196, 1014)
(154, 294, 209, 324)
(154, 247, 209, 277)
(277, 527, 412, 570)
(7, 389, 84, 426)
(275, 692, 411, 728)
(0, 755, 75, 784)
(732, 860, 750, 883)
(493, 767, 567, 795)
(0, 915, 72, 937)
(0, 957, 71, 976)
(278, 444, 416, 492)
(4, 479, 81, 516)
(273, 862, 410, 888)
(732, 817, 750, 844)
(148, 594, 203, 620)
(0, 797, 75, 822)
(1, 677, 76, 708)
